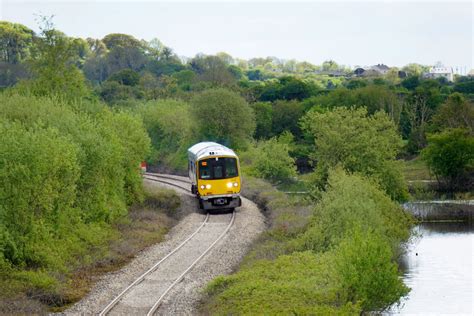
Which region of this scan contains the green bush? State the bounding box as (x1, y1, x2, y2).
(0, 93, 150, 302)
(203, 170, 413, 314)
(422, 128, 474, 191)
(331, 230, 409, 311)
(204, 251, 361, 315)
(136, 99, 196, 172)
(302, 106, 408, 201)
(243, 132, 297, 183)
(301, 168, 413, 253)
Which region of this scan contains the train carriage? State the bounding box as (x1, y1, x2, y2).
(188, 142, 242, 210)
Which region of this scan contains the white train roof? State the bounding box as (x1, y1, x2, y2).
(187, 142, 237, 160)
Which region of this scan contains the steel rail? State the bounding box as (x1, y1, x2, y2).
(98, 213, 210, 316)
(143, 175, 190, 192)
(146, 210, 236, 316)
(144, 172, 191, 184)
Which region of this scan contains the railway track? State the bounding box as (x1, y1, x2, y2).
(98, 174, 235, 315)
(143, 173, 191, 193)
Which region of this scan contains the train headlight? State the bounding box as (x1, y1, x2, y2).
(200, 185, 205, 190)
(226, 182, 233, 188)
(206, 184, 212, 189)
(233, 182, 239, 187)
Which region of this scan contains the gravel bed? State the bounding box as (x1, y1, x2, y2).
(62, 178, 265, 315)
(157, 197, 265, 315)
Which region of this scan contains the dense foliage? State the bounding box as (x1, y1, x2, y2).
(422, 129, 474, 191)
(0, 94, 150, 304)
(302, 107, 408, 201)
(136, 99, 196, 171)
(242, 133, 297, 182)
(190, 88, 256, 149)
(204, 169, 413, 314)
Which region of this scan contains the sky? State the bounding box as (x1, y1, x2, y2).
(1, 0, 473, 70)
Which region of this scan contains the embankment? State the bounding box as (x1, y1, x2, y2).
(403, 200, 474, 222)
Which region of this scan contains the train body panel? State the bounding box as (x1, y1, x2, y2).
(188, 142, 241, 210)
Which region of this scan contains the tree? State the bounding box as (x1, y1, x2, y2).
(18, 17, 89, 99)
(401, 75, 420, 90)
(453, 78, 474, 94)
(322, 60, 339, 71)
(402, 63, 428, 76)
(190, 88, 255, 149)
(404, 81, 443, 154)
(216, 51, 234, 65)
(246, 69, 264, 81)
(354, 85, 402, 124)
(102, 33, 143, 50)
(247, 133, 297, 182)
(422, 129, 474, 191)
(108, 68, 140, 86)
(105, 45, 147, 74)
(251, 102, 273, 139)
(99, 80, 143, 104)
(0, 21, 34, 64)
(190, 55, 236, 86)
(258, 76, 316, 102)
(137, 99, 196, 170)
(272, 99, 305, 138)
(302, 107, 408, 201)
(432, 93, 474, 133)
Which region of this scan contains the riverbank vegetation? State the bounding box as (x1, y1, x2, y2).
(202, 171, 413, 314)
(0, 18, 472, 312)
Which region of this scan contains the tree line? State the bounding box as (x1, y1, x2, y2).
(1, 20, 472, 191)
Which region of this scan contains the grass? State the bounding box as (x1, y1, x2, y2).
(401, 157, 432, 182)
(0, 184, 181, 314)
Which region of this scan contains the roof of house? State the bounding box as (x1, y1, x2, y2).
(371, 64, 390, 71)
(429, 66, 453, 74)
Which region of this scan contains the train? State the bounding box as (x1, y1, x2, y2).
(188, 142, 242, 210)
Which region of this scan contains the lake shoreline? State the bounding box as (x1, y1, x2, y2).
(402, 200, 474, 222)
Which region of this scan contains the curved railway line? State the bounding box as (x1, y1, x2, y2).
(98, 173, 235, 316)
(143, 173, 191, 193)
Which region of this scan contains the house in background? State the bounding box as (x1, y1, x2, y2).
(353, 64, 391, 77)
(423, 62, 454, 82)
(370, 64, 390, 75)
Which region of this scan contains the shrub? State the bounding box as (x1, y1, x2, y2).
(0, 93, 150, 282)
(301, 168, 413, 253)
(244, 132, 297, 183)
(302, 106, 408, 201)
(203, 251, 361, 315)
(331, 230, 409, 311)
(422, 128, 474, 191)
(136, 99, 197, 172)
(203, 170, 412, 314)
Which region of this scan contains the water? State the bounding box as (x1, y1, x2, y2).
(388, 222, 474, 315)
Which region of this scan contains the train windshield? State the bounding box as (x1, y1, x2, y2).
(199, 157, 238, 179)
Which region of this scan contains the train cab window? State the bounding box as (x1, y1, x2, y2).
(199, 161, 211, 179)
(198, 157, 238, 179)
(225, 158, 238, 177)
(213, 165, 224, 179)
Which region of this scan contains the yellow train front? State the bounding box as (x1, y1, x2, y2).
(188, 142, 242, 210)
